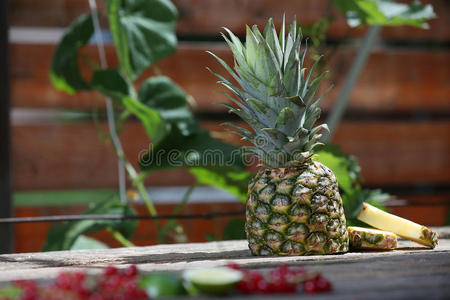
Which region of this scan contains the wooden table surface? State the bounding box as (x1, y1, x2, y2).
(1, 227, 450, 299)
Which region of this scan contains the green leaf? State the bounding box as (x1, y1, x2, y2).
(333, 0, 436, 28)
(106, 0, 178, 79)
(90, 69, 132, 101)
(138, 76, 197, 136)
(139, 122, 251, 202)
(139, 124, 242, 169)
(190, 167, 252, 203)
(222, 219, 246, 240)
(43, 199, 137, 251)
(136, 75, 251, 204)
(313, 144, 361, 194)
(49, 14, 93, 94)
(70, 235, 109, 250)
(343, 185, 390, 225)
(90, 69, 167, 144)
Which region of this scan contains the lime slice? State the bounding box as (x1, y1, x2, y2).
(140, 273, 186, 298)
(183, 267, 243, 295)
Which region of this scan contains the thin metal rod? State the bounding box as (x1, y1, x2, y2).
(0, 210, 246, 224)
(0, 0, 13, 254)
(322, 26, 382, 142)
(88, 0, 126, 203)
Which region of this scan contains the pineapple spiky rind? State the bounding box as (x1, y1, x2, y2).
(247, 163, 349, 255)
(210, 17, 348, 256)
(348, 226, 398, 250)
(357, 203, 438, 248)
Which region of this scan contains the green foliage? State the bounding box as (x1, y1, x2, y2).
(138, 76, 197, 136)
(190, 168, 251, 203)
(139, 123, 250, 202)
(42, 199, 137, 251)
(222, 219, 246, 240)
(344, 186, 391, 225)
(314, 144, 361, 194)
(314, 144, 390, 223)
(136, 76, 251, 201)
(70, 235, 109, 250)
(333, 0, 435, 28)
(48, 0, 251, 247)
(106, 0, 178, 79)
(49, 14, 93, 94)
(91, 69, 167, 144)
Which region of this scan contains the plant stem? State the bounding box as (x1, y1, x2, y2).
(322, 26, 381, 142)
(89, 1, 160, 228)
(135, 179, 158, 217)
(88, 0, 127, 204)
(158, 183, 197, 243)
(107, 227, 135, 247)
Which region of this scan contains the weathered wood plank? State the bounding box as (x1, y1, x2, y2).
(9, 0, 450, 41)
(12, 121, 450, 190)
(10, 43, 450, 111)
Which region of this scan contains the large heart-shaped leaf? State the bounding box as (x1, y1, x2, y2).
(333, 0, 435, 28)
(138, 76, 197, 136)
(139, 124, 242, 170)
(139, 123, 250, 202)
(90, 69, 167, 144)
(43, 199, 137, 251)
(137, 76, 251, 202)
(49, 14, 93, 94)
(189, 167, 251, 203)
(106, 0, 178, 79)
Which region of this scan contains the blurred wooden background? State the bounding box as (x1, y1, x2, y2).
(8, 0, 450, 252)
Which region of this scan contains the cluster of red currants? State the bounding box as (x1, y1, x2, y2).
(12, 265, 147, 300)
(228, 264, 332, 295)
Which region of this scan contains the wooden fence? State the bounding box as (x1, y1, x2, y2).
(8, 0, 450, 252)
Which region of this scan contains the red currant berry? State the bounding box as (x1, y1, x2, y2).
(104, 266, 118, 277)
(249, 271, 263, 284)
(226, 263, 240, 270)
(238, 280, 257, 294)
(315, 277, 332, 292)
(303, 280, 318, 294)
(123, 265, 138, 278)
(257, 279, 272, 294)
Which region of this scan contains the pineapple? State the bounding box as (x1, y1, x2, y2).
(209, 17, 349, 255)
(348, 226, 398, 250)
(357, 203, 438, 248)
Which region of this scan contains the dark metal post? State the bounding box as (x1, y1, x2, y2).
(0, 0, 13, 253)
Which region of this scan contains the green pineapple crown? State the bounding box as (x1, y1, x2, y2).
(208, 16, 331, 169)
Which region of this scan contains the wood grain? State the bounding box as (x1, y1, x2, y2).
(10, 43, 450, 111)
(11, 121, 450, 190)
(9, 0, 450, 41)
(1, 233, 450, 300)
